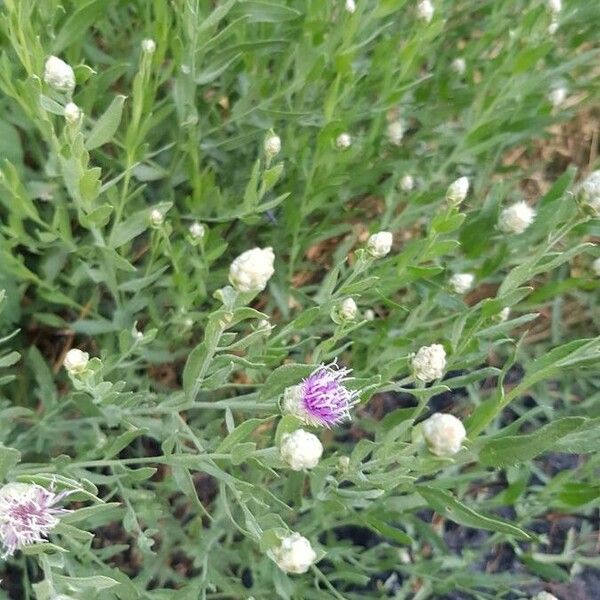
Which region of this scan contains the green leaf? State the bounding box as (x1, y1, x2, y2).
(0, 444, 20, 480)
(479, 417, 586, 467)
(259, 363, 315, 401)
(85, 95, 126, 150)
(216, 418, 272, 453)
(53, 0, 112, 53)
(416, 486, 531, 540)
(360, 513, 413, 545)
(232, 1, 302, 22)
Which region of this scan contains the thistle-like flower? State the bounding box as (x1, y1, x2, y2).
(446, 176, 469, 207)
(282, 363, 359, 428)
(44, 56, 75, 93)
(63, 348, 89, 374)
(229, 247, 275, 292)
(576, 170, 600, 216)
(448, 272, 474, 294)
(271, 533, 317, 574)
(279, 429, 323, 471)
(498, 201, 536, 234)
(64, 102, 81, 124)
(387, 120, 404, 146)
(422, 413, 466, 457)
(400, 174, 415, 191)
(336, 132, 352, 150)
(367, 231, 393, 258)
(411, 344, 446, 382)
(416, 0, 434, 23)
(0, 483, 68, 557)
(451, 58, 466, 75)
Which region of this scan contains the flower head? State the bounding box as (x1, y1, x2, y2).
(576, 170, 600, 216)
(592, 258, 600, 277)
(345, 0, 357, 13)
(417, 0, 434, 23)
(422, 413, 466, 457)
(446, 176, 469, 207)
(546, 0, 561, 15)
(367, 231, 393, 258)
(448, 272, 474, 294)
(548, 20, 559, 34)
(282, 363, 359, 428)
(64, 102, 81, 124)
(0, 483, 68, 557)
(150, 208, 164, 226)
(338, 297, 358, 321)
(387, 120, 404, 146)
(229, 247, 275, 292)
(189, 221, 206, 239)
(498, 201, 535, 234)
(264, 133, 281, 158)
(336, 132, 352, 150)
(364, 309, 375, 321)
(533, 593, 559, 600)
(141, 38, 156, 54)
(451, 57, 466, 75)
(44, 56, 75, 93)
(279, 429, 323, 471)
(63, 348, 89, 374)
(400, 174, 415, 191)
(411, 343, 446, 382)
(271, 532, 317, 574)
(549, 86, 567, 107)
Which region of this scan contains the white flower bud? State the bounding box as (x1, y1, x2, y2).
(364, 309, 375, 321)
(546, 0, 561, 15)
(150, 209, 164, 226)
(63, 348, 89, 374)
(44, 56, 75, 93)
(498, 307, 511, 322)
(533, 593, 559, 600)
(141, 39, 156, 54)
(451, 58, 466, 75)
(272, 533, 317, 574)
(411, 343, 446, 382)
(264, 133, 281, 158)
(400, 174, 414, 191)
(549, 86, 567, 107)
(338, 455, 350, 471)
(367, 231, 393, 258)
(229, 247, 275, 292)
(498, 201, 536, 234)
(446, 176, 469, 206)
(592, 258, 600, 277)
(448, 272, 474, 294)
(422, 412, 466, 457)
(548, 20, 559, 34)
(387, 120, 404, 146)
(417, 0, 434, 23)
(345, 0, 356, 13)
(339, 297, 358, 321)
(576, 170, 600, 216)
(189, 221, 206, 239)
(280, 429, 323, 471)
(63, 102, 81, 124)
(336, 132, 352, 150)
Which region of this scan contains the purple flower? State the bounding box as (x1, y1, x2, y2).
(0, 483, 69, 557)
(283, 363, 359, 427)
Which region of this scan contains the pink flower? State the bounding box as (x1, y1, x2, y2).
(0, 483, 69, 557)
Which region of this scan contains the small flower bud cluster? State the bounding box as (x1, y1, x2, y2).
(417, 0, 434, 23)
(150, 209, 164, 227)
(411, 343, 446, 382)
(272, 533, 317, 574)
(44, 56, 76, 93)
(64, 102, 81, 124)
(387, 120, 404, 146)
(448, 272, 474, 294)
(264, 133, 281, 159)
(279, 429, 323, 471)
(367, 231, 393, 258)
(336, 132, 352, 150)
(229, 247, 275, 292)
(189, 221, 206, 240)
(141, 39, 156, 54)
(446, 176, 469, 207)
(498, 201, 535, 234)
(422, 412, 466, 457)
(63, 348, 89, 374)
(576, 170, 600, 216)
